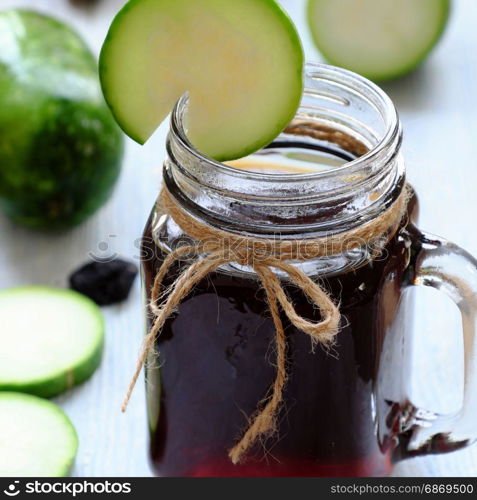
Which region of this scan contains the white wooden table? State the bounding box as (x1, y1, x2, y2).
(0, 0, 476, 477)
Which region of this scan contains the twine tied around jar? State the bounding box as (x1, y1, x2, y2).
(122, 174, 411, 465)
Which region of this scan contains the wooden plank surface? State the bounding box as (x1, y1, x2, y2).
(0, 0, 475, 477)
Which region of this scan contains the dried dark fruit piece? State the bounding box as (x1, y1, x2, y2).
(69, 259, 138, 306)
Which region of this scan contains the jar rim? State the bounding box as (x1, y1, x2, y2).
(170, 62, 400, 184)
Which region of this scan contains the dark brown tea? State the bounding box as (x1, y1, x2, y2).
(142, 142, 418, 477)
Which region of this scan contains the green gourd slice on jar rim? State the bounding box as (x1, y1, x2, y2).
(307, 0, 450, 82)
(0, 392, 78, 477)
(0, 286, 104, 398)
(99, 0, 304, 161)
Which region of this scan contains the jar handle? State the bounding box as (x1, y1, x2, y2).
(395, 228, 477, 459)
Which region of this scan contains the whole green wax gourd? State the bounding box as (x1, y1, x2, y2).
(0, 9, 124, 229)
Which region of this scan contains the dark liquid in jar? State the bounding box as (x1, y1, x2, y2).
(142, 142, 418, 477)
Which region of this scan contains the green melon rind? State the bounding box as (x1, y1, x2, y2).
(99, 0, 145, 146)
(0, 286, 104, 399)
(307, 0, 450, 82)
(0, 392, 78, 477)
(99, 0, 304, 161)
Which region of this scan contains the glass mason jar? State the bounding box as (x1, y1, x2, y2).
(141, 63, 477, 477)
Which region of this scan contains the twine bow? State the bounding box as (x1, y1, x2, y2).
(122, 184, 410, 464)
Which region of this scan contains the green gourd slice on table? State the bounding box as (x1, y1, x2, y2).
(99, 0, 304, 161)
(307, 0, 450, 82)
(0, 10, 124, 229)
(0, 287, 104, 398)
(0, 392, 78, 477)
